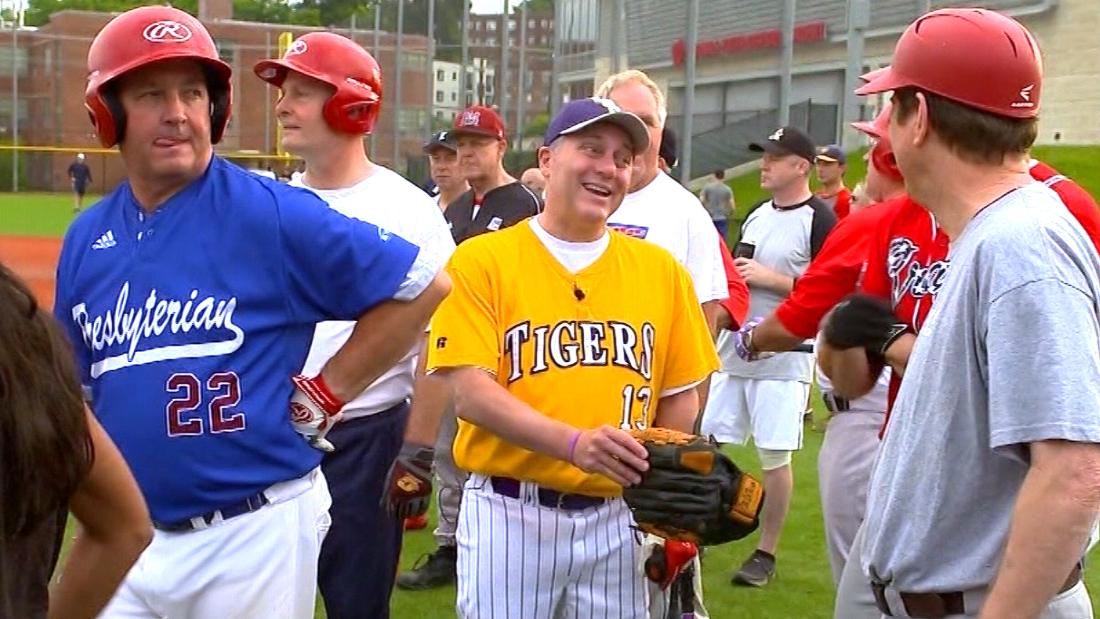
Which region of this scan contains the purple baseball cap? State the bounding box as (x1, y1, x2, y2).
(543, 97, 650, 154)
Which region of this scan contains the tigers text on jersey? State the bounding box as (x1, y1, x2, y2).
(53, 157, 422, 524)
(293, 166, 455, 419)
(426, 222, 719, 497)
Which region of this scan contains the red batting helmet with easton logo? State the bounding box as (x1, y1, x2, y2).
(84, 6, 232, 147)
(253, 32, 383, 135)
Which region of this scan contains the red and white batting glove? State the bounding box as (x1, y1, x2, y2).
(290, 374, 345, 453)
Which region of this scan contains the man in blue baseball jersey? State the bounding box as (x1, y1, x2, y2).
(53, 7, 450, 618)
(255, 32, 455, 618)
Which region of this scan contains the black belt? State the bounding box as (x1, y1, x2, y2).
(823, 393, 850, 413)
(872, 563, 1082, 618)
(490, 476, 605, 511)
(153, 490, 270, 532)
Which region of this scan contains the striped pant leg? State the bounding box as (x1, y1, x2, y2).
(560, 498, 647, 619)
(456, 475, 572, 619)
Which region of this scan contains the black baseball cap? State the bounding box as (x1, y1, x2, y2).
(422, 130, 457, 154)
(749, 126, 817, 163)
(659, 126, 679, 168)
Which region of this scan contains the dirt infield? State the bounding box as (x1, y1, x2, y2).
(0, 235, 62, 310)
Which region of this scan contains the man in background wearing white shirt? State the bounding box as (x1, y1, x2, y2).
(255, 33, 455, 619)
(595, 70, 728, 335)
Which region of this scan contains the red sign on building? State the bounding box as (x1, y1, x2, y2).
(672, 21, 827, 65)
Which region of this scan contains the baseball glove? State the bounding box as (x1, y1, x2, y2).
(622, 428, 763, 546)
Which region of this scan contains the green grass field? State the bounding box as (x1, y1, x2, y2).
(3, 145, 1100, 618)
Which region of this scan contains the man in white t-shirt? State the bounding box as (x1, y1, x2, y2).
(595, 70, 728, 330)
(702, 125, 836, 588)
(255, 33, 455, 619)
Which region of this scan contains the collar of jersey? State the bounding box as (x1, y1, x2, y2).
(523, 221, 618, 284)
(123, 157, 215, 223)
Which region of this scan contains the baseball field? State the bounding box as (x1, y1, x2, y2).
(2, 145, 1098, 617)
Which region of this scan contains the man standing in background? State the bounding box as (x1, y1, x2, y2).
(424, 131, 468, 211)
(700, 169, 735, 240)
(444, 105, 542, 244)
(814, 145, 851, 220)
(68, 152, 92, 212)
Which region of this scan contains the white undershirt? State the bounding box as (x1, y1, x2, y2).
(528, 216, 609, 273)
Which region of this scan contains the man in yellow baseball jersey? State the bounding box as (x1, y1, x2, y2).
(427, 97, 718, 618)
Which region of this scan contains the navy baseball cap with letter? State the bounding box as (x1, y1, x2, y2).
(422, 130, 457, 154)
(543, 97, 650, 155)
(816, 144, 847, 165)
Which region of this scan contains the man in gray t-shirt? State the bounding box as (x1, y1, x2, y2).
(823, 9, 1100, 619)
(699, 169, 734, 241)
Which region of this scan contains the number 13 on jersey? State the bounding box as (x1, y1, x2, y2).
(620, 384, 653, 430)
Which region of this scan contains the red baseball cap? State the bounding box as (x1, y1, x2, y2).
(452, 105, 507, 140)
(856, 8, 1042, 119)
(851, 102, 892, 140)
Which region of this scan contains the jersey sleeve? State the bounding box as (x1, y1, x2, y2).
(52, 231, 92, 386)
(834, 188, 851, 220)
(717, 235, 750, 329)
(684, 203, 730, 303)
(660, 262, 721, 395)
(399, 198, 458, 297)
(809, 200, 838, 259)
(986, 278, 1100, 456)
(774, 209, 874, 338)
(425, 243, 501, 375)
(276, 188, 422, 323)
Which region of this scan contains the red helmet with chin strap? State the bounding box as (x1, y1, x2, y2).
(84, 6, 232, 148)
(253, 32, 383, 135)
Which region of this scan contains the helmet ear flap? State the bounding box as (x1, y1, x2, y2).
(100, 87, 127, 146)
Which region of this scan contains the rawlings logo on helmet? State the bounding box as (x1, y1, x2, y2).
(142, 20, 193, 43)
(345, 77, 375, 93)
(287, 39, 308, 56)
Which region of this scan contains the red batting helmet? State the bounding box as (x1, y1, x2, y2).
(856, 8, 1042, 119)
(851, 103, 903, 182)
(85, 6, 232, 148)
(254, 32, 383, 135)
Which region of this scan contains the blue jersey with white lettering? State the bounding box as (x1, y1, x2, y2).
(53, 157, 420, 523)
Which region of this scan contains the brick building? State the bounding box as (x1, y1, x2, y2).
(467, 10, 553, 137)
(5, 0, 431, 191)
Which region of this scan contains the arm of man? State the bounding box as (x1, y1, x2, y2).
(978, 273, 1100, 617)
(322, 272, 451, 400)
(979, 440, 1100, 619)
(49, 411, 152, 619)
(277, 191, 451, 447)
(403, 336, 452, 446)
(652, 387, 700, 433)
(445, 366, 648, 487)
(716, 235, 750, 332)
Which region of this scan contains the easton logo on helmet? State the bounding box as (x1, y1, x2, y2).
(142, 21, 193, 43)
(287, 39, 308, 56)
(1012, 84, 1035, 109)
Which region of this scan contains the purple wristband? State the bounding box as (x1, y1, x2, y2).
(567, 430, 582, 464)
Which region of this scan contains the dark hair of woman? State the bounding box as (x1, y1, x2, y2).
(0, 262, 93, 540)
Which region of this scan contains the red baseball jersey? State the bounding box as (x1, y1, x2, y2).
(772, 198, 904, 339)
(718, 235, 751, 329)
(861, 162, 1100, 417)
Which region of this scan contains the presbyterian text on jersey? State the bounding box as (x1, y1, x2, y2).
(69, 282, 244, 378)
(502, 320, 655, 383)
